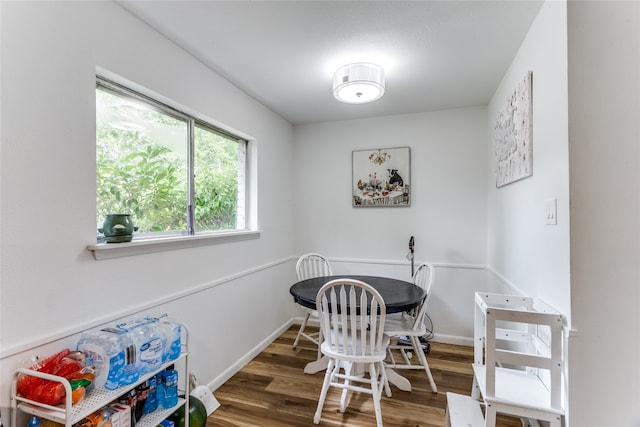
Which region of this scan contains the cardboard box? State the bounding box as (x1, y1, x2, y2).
(110, 404, 131, 427)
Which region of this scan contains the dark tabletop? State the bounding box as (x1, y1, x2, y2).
(290, 275, 426, 314)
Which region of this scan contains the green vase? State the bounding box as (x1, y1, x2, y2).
(101, 214, 134, 243)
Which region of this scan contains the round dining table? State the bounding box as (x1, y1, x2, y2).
(289, 274, 426, 391)
(290, 274, 426, 313)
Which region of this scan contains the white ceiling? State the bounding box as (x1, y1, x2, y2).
(117, 1, 543, 125)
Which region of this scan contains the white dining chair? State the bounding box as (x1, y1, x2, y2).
(313, 278, 390, 427)
(384, 263, 438, 393)
(293, 253, 333, 355)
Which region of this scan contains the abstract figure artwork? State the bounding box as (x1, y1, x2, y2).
(495, 71, 533, 188)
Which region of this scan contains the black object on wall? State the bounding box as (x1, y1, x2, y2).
(408, 236, 415, 277)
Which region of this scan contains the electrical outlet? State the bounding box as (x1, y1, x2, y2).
(545, 198, 557, 225)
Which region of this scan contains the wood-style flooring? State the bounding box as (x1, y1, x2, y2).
(205, 325, 521, 427)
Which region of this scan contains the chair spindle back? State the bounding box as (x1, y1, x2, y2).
(296, 253, 332, 281)
(317, 279, 386, 357)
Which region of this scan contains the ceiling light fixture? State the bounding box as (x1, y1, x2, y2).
(333, 63, 385, 104)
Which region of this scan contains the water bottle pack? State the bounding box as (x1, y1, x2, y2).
(76, 314, 181, 390)
(76, 331, 126, 390)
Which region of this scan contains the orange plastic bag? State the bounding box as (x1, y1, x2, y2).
(16, 349, 88, 405)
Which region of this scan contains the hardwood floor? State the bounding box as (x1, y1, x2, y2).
(206, 325, 521, 426)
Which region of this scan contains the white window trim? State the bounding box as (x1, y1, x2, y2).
(87, 230, 260, 260)
(91, 70, 259, 260)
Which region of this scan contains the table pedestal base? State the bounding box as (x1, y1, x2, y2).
(304, 356, 329, 374)
(384, 367, 412, 391)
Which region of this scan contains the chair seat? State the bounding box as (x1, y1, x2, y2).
(321, 334, 390, 363)
(384, 314, 425, 337)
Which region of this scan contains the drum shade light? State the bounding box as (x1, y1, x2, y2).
(333, 63, 385, 104)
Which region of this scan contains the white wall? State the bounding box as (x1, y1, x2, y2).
(485, 0, 573, 421)
(293, 107, 490, 342)
(486, 1, 571, 322)
(0, 0, 295, 413)
(487, 1, 640, 425)
(567, 2, 640, 426)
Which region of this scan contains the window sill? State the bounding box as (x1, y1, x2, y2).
(87, 230, 260, 260)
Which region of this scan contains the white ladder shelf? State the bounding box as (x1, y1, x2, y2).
(445, 292, 564, 427)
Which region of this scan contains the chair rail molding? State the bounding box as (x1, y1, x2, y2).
(0, 256, 290, 359)
(309, 256, 485, 271)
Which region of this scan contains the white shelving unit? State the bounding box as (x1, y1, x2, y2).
(11, 325, 189, 427)
(445, 293, 564, 427)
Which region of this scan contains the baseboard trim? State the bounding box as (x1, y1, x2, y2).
(209, 319, 295, 391)
(432, 333, 473, 347)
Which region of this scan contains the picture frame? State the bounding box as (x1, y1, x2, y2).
(352, 147, 410, 207)
(495, 71, 533, 188)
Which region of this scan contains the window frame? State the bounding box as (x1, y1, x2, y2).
(90, 75, 257, 259)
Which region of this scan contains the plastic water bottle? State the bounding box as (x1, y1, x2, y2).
(143, 375, 158, 415)
(28, 416, 41, 427)
(103, 336, 125, 390)
(119, 331, 140, 386)
(77, 330, 100, 370)
(131, 320, 163, 374)
(154, 372, 166, 410)
(158, 318, 181, 362)
(161, 369, 178, 409)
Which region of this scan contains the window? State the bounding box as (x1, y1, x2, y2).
(96, 77, 247, 242)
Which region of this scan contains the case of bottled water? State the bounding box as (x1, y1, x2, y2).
(77, 313, 181, 390)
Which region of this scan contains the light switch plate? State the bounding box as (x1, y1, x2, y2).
(545, 198, 557, 225)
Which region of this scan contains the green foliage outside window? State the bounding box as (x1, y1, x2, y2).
(194, 126, 239, 231)
(96, 86, 241, 235)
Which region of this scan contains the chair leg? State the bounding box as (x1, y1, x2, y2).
(293, 312, 311, 348)
(411, 335, 437, 393)
(339, 389, 349, 413)
(314, 358, 335, 424)
(368, 362, 384, 427)
(484, 404, 496, 427)
(316, 329, 323, 360)
(386, 346, 397, 366)
(380, 360, 391, 398)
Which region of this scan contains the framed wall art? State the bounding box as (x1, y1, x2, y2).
(495, 71, 533, 188)
(352, 147, 410, 207)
